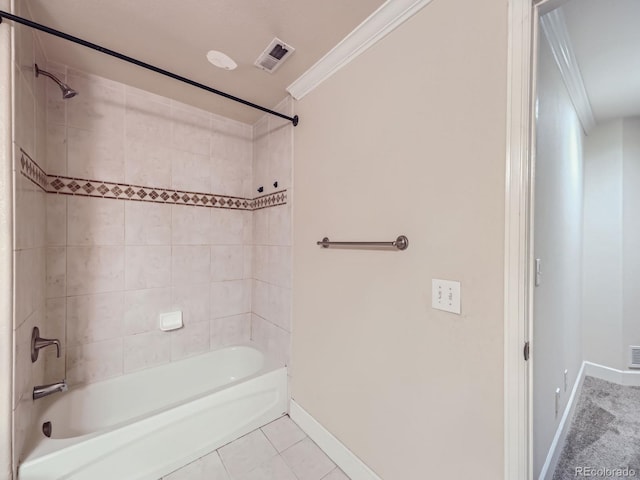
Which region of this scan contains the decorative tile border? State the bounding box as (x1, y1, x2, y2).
(253, 190, 288, 210)
(47, 175, 253, 210)
(19, 150, 287, 211)
(19, 149, 48, 192)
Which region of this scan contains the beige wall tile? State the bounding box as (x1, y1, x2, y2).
(125, 91, 172, 145)
(268, 205, 291, 246)
(252, 280, 269, 320)
(45, 298, 66, 347)
(251, 314, 290, 367)
(170, 321, 210, 361)
(125, 246, 171, 290)
(211, 209, 244, 245)
(66, 246, 125, 296)
(210, 245, 244, 282)
(67, 74, 125, 136)
(268, 285, 291, 333)
(67, 126, 125, 183)
(14, 248, 45, 326)
(66, 292, 124, 346)
(45, 123, 67, 176)
(67, 197, 124, 246)
(171, 283, 211, 325)
(172, 151, 211, 193)
(124, 287, 172, 335)
(123, 331, 171, 373)
(46, 246, 66, 299)
(14, 312, 35, 406)
(243, 246, 253, 279)
(171, 205, 211, 245)
(45, 64, 67, 126)
(253, 246, 268, 283)
(46, 195, 67, 246)
(67, 337, 123, 385)
(211, 279, 251, 319)
(268, 246, 291, 288)
(125, 201, 171, 246)
(171, 103, 211, 156)
(125, 138, 173, 189)
(252, 209, 268, 246)
(242, 211, 253, 245)
(210, 314, 251, 349)
(13, 398, 33, 474)
(14, 175, 46, 250)
(171, 245, 210, 286)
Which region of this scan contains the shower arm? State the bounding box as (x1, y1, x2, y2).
(0, 10, 299, 126)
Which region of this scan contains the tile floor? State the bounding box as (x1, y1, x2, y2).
(161, 415, 350, 480)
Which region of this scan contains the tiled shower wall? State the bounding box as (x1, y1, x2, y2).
(251, 99, 293, 368)
(12, 6, 48, 472)
(42, 66, 257, 386)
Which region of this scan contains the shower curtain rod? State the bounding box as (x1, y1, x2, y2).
(0, 11, 299, 126)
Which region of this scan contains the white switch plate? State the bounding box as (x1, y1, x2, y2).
(432, 279, 461, 314)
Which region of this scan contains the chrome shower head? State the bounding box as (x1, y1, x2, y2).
(34, 64, 78, 99)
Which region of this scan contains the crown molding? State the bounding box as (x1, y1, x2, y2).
(287, 0, 433, 100)
(540, 7, 596, 134)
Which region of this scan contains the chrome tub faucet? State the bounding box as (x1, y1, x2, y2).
(33, 380, 68, 400)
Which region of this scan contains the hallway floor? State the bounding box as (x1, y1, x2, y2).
(160, 415, 350, 480)
(552, 376, 640, 479)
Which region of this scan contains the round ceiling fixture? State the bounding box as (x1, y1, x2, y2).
(206, 50, 237, 70)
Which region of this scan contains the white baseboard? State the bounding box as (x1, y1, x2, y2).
(583, 361, 640, 386)
(289, 400, 382, 480)
(538, 362, 586, 480)
(538, 360, 640, 480)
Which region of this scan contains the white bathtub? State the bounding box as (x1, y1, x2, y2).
(19, 344, 288, 480)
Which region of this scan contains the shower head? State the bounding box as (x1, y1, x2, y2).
(34, 64, 78, 99)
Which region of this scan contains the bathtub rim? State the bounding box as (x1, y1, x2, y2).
(22, 342, 284, 460)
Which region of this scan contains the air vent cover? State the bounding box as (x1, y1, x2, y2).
(254, 38, 295, 73)
(630, 346, 640, 368)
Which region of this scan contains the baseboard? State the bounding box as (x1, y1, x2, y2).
(583, 361, 640, 386)
(538, 361, 586, 480)
(289, 400, 382, 480)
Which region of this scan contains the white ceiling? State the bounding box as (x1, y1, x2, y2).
(562, 0, 640, 123)
(24, 0, 386, 124)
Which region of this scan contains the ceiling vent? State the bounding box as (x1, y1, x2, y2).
(630, 346, 640, 369)
(254, 38, 295, 73)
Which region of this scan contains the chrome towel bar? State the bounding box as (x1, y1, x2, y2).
(317, 235, 409, 251)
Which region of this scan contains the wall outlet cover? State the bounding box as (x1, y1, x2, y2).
(431, 279, 461, 314)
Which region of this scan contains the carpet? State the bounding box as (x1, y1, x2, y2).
(552, 376, 640, 479)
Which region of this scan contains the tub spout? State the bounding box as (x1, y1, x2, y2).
(33, 380, 68, 400)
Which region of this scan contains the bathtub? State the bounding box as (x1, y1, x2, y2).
(18, 344, 288, 480)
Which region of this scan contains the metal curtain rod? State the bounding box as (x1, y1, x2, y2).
(317, 235, 409, 251)
(0, 11, 299, 126)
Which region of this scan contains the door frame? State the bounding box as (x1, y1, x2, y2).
(504, 0, 563, 478)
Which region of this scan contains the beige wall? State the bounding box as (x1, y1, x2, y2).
(292, 1, 507, 478)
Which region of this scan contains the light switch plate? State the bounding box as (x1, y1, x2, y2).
(432, 279, 461, 314)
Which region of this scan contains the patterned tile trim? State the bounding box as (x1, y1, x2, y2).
(20, 150, 288, 210)
(47, 175, 254, 209)
(252, 190, 287, 210)
(19, 150, 48, 192)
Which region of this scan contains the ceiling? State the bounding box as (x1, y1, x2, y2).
(23, 0, 386, 124)
(562, 0, 640, 123)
